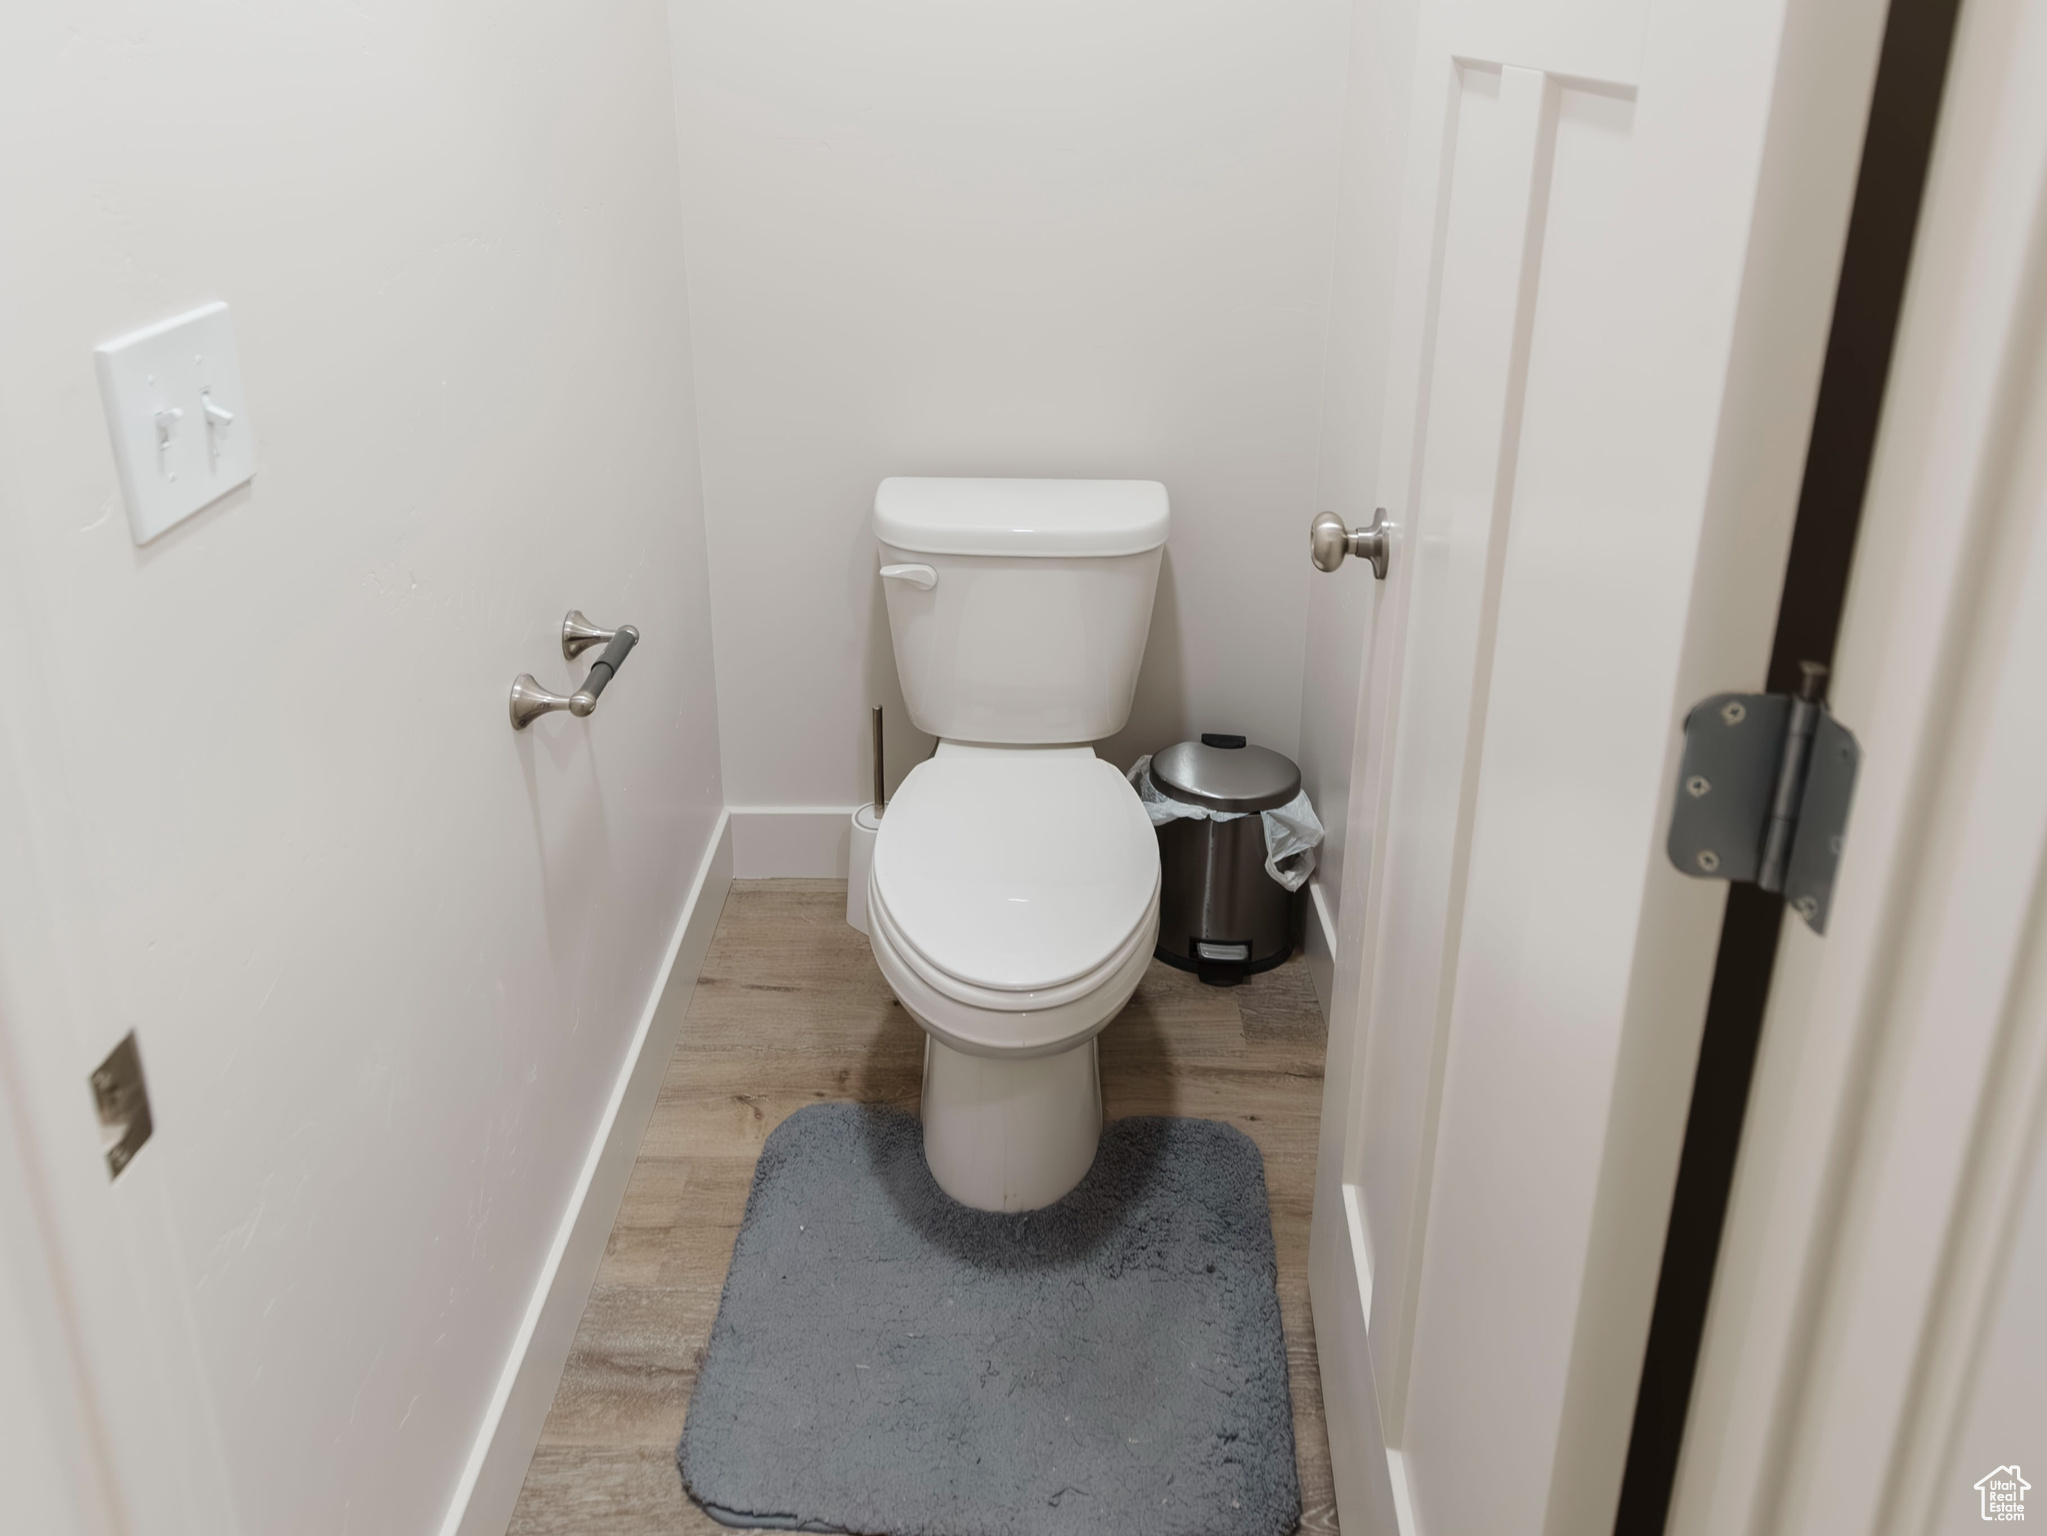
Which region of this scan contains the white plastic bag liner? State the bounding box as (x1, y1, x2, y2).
(1127, 754, 1326, 893)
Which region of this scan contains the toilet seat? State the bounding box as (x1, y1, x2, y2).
(870, 752, 1160, 1057)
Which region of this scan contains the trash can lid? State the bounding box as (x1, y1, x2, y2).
(1151, 738, 1301, 814)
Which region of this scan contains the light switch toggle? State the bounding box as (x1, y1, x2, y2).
(154, 407, 184, 480)
(202, 391, 234, 462)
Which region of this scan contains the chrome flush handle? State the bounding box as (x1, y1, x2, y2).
(1310, 509, 1391, 579)
(510, 611, 640, 729)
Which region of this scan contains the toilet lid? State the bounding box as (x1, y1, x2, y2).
(873, 756, 1159, 992)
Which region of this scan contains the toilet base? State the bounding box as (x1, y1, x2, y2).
(919, 1035, 1102, 1212)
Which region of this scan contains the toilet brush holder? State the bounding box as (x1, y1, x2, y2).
(846, 802, 883, 934)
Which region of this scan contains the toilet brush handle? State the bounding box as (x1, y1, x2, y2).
(873, 705, 886, 811)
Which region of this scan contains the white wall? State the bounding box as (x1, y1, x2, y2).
(1297, 0, 1423, 925)
(0, 3, 722, 1532)
(0, 1131, 93, 1536)
(668, 0, 1354, 808)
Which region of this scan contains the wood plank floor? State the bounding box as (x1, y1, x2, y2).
(506, 879, 1338, 1535)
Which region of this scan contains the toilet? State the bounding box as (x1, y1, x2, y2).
(868, 477, 1168, 1211)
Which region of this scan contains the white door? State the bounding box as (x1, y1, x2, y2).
(1306, 0, 1893, 1530)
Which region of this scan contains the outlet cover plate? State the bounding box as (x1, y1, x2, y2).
(95, 301, 256, 544)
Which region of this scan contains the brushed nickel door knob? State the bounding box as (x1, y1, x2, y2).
(1310, 508, 1390, 579)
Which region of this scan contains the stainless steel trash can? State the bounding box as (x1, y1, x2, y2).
(1150, 735, 1300, 985)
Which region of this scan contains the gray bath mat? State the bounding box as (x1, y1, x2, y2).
(677, 1103, 1300, 1536)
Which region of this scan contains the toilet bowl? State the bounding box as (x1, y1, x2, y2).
(870, 477, 1170, 1210)
(868, 746, 1160, 1209)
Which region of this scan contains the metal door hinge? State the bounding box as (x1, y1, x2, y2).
(89, 1031, 152, 1179)
(1666, 663, 1861, 933)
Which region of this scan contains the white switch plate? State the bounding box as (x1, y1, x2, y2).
(94, 302, 256, 544)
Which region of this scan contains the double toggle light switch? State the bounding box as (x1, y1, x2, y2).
(96, 301, 256, 544)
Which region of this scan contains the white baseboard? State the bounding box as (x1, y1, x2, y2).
(1305, 878, 1338, 1023)
(437, 812, 733, 1536)
(730, 806, 858, 878)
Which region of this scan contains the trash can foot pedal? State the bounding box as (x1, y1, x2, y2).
(1192, 939, 1251, 987)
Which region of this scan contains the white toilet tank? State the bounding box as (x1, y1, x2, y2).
(875, 478, 1168, 745)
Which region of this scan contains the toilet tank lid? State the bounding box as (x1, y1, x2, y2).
(874, 477, 1170, 558)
